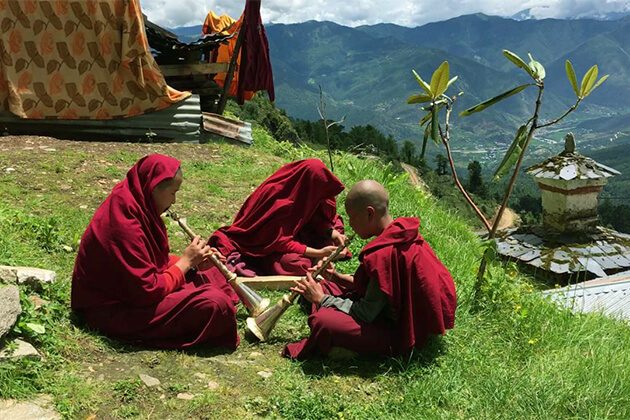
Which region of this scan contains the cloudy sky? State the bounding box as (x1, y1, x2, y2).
(141, 0, 630, 29)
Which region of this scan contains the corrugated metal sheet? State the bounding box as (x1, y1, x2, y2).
(202, 112, 252, 145)
(0, 95, 203, 142)
(543, 273, 630, 321)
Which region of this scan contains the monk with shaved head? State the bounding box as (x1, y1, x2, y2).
(284, 180, 457, 359)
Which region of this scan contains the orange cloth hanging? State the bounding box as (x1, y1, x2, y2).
(0, 0, 189, 120)
(202, 11, 254, 101)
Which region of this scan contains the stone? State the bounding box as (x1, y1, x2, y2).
(28, 295, 48, 310)
(0, 266, 56, 288)
(176, 393, 194, 400)
(0, 396, 60, 420)
(139, 374, 161, 388)
(0, 266, 18, 284)
(257, 370, 272, 379)
(0, 285, 21, 338)
(207, 381, 220, 390)
(248, 351, 263, 360)
(0, 339, 40, 360)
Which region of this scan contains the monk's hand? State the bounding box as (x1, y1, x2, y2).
(182, 236, 212, 269)
(316, 245, 338, 259)
(331, 229, 347, 247)
(309, 260, 336, 281)
(210, 247, 226, 263)
(196, 247, 227, 271)
(290, 272, 324, 305)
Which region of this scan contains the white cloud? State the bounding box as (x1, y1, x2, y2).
(140, 0, 630, 28)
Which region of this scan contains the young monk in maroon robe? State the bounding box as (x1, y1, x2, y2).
(283, 180, 457, 359)
(209, 159, 348, 276)
(71, 154, 240, 350)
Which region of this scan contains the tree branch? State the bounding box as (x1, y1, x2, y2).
(538, 99, 581, 128)
(439, 103, 492, 232)
(473, 84, 545, 303)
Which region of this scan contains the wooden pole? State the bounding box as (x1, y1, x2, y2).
(216, 15, 246, 115)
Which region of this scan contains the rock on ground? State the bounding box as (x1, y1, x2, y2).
(0, 339, 40, 360)
(0, 266, 56, 289)
(0, 395, 60, 420)
(0, 285, 21, 339)
(139, 373, 161, 388)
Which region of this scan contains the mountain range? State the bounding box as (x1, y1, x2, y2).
(171, 14, 630, 163)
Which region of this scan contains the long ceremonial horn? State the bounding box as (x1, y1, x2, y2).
(246, 235, 354, 342)
(166, 210, 270, 317)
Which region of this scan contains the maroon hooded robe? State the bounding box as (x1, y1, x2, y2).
(71, 154, 239, 350)
(210, 159, 346, 276)
(284, 217, 457, 359)
(237, 0, 275, 104)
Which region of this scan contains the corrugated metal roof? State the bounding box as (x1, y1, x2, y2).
(202, 112, 252, 145)
(0, 95, 203, 142)
(543, 273, 630, 321)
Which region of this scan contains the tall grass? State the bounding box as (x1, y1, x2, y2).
(0, 129, 628, 418)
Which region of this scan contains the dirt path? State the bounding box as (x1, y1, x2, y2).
(400, 163, 428, 191)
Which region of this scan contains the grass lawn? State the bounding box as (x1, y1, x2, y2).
(0, 129, 628, 419)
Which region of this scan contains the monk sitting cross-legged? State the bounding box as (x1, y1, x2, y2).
(283, 180, 457, 360)
(71, 154, 240, 350)
(209, 158, 349, 277)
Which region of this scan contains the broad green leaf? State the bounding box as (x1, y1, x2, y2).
(423, 123, 434, 146)
(460, 84, 531, 116)
(503, 50, 536, 79)
(493, 125, 528, 180)
(580, 65, 598, 98)
(407, 93, 433, 104)
(584, 74, 609, 97)
(419, 111, 432, 126)
(430, 106, 439, 142)
(565, 60, 579, 97)
(430, 61, 450, 98)
(26, 322, 46, 334)
(412, 69, 431, 95)
(419, 103, 445, 126)
(527, 53, 545, 80)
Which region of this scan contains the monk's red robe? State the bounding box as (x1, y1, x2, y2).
(71, 154, 239, 350)
(210, 159, 346, 276)
(284, 217, 457, 359)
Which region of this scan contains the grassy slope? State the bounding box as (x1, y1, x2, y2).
(0, 130, 628, 419)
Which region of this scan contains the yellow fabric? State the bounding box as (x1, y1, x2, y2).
(203, 11, 236, 36)
(0, 0, 190, 120)
(202, 10, 253, 101)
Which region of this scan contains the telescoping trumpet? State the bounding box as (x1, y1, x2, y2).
(166, 210, 270, 317)
(246, 235, 353, 342)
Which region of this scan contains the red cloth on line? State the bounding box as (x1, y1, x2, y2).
(71, 154, 239, 350)
(284, 217, 457, 359)
(209, 159, 345, 275)
(237, 0, 275, 104)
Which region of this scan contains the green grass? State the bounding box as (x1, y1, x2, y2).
(0, 130, 629, 419)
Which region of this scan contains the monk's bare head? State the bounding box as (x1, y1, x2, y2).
(344, 180, 392, 239)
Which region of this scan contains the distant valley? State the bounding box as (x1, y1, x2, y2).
(172, 14, 630, 167)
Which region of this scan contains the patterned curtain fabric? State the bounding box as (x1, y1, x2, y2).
(0, 0, 189, 120)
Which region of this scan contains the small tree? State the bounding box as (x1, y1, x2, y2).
(435, 154, 448, 175)
(467, 160, 487, 197)
(401, 141, 419, 166)
(407, 51, 608, 305)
